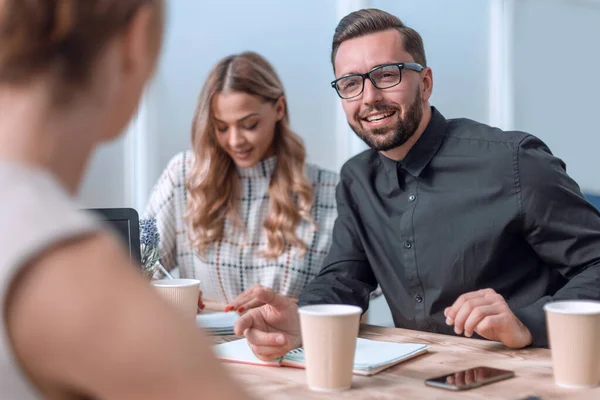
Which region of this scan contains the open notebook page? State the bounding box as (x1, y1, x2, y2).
(283, 338, 428, 375)
(213, 338, 428, 375)
(213, 337, 282, 367)
(196, 312, 239, 329)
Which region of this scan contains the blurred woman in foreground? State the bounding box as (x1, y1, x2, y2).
(0, 1, 249, 399)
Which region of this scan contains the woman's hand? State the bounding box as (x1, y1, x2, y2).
(225, 284, 297, 314)
(197, 289, 205, 312)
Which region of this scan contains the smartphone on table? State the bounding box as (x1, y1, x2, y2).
(425, 366, 515, 391)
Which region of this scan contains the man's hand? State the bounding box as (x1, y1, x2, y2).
(444, 288, 532, 348)
(233, 287, 301, 361)
(225, 284, 296, 314)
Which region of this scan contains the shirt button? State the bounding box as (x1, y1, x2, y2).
(414, 294, 423, 303)
(404, 240, 413, 249)
(408, 194, 416, 202)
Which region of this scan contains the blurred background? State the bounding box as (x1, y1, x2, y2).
(77, 0, 600, 325)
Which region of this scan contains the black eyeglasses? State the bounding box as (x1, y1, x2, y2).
(331, 62, 424, 99)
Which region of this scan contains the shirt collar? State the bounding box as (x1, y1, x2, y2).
(380, 106, 448, 177)
(236, 156, 277, 179)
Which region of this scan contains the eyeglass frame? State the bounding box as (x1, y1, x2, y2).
(330, 62, 425, 99)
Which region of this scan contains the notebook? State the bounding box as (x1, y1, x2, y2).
(213, 337, 428, 376)
(196, 312, 239, 335)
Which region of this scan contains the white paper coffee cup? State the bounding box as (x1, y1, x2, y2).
(544, 300, 600, 388)
(151, 279, 200, 322)
(298, 304, 362, 392)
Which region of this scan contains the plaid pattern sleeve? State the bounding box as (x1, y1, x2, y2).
(143, 151, 190, 273)
(290, 163, 339, 295)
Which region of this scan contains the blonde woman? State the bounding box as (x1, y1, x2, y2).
(145, 52, 339, 313)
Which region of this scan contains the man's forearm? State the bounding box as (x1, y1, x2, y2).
(514, 296, 551, 347)
(514, 263, 600, 347)
(297, 260, 377, 311)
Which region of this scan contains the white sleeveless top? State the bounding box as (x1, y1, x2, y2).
(0, 162, 100, 399)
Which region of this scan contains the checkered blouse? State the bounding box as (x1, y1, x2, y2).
(144, 151, 339, 303)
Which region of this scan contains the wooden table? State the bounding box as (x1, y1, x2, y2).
(211, 324, 600, 400)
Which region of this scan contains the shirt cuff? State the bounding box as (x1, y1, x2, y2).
(514, 297, 551, 348)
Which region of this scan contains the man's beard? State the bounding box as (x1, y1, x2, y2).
(350, 91, 423, 152)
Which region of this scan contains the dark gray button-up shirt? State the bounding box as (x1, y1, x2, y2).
(298, 107, 600, 347)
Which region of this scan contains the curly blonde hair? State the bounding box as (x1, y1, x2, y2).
(185, 52, 314, 259)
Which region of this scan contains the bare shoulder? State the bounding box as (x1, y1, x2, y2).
(5, 232, 138, 385)
(6, 232, 135, 336)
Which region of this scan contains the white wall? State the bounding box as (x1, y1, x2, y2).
(78, 134, 130, 208)
(512, 0, 600, 194)
(373, 0, 492, 123)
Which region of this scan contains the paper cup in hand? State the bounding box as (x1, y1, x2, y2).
(544, 300, 600, 388)
(151, 279, 201, 322)
(298, 304, 362, 392)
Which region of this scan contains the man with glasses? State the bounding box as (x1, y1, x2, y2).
(234, 8, 600, 358)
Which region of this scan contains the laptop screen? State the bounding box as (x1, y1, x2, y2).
(87, 208, 141, 263)
(109, 218, 137, 260)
